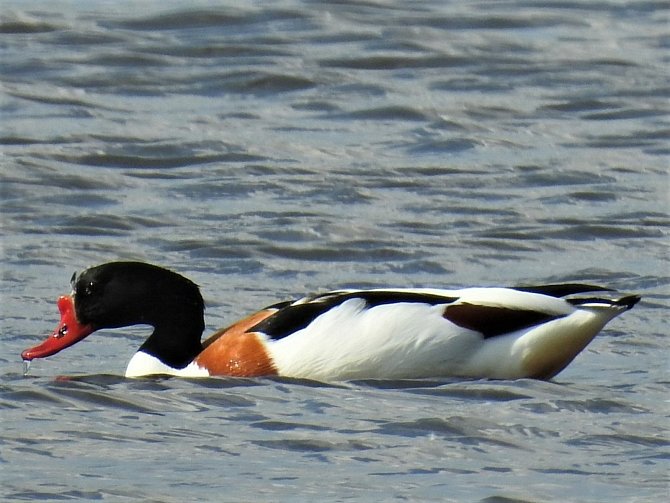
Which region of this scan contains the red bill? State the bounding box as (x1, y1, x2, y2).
(21, 295, 94, 360)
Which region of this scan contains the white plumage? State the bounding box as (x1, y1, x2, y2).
(264, 287, 639, 381)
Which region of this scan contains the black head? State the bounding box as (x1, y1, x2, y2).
(72, 261, 205, 335)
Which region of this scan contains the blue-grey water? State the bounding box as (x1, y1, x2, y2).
(1, 1, 668, 501)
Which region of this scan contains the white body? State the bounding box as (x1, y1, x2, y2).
(265, 288, 630, 381)
(124, 286, 636, 381)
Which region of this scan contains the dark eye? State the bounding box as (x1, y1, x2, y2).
(77, 281, 96, 297)
(84, 281, 95, 296)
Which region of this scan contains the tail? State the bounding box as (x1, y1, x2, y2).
(510, 286, 640, 380)
(515, 283, 641, 311)
(566, 293, 641, 311)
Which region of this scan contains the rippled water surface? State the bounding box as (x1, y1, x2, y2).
(1, 1, 668, 501)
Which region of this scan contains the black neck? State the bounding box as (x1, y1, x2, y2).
(138, 307, 205, 370)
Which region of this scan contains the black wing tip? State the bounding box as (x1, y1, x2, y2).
(616, 294, 642, 310)
(566, 293, 642, 310)
(514, 283, 616, 298)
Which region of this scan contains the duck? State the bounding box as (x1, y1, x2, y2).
(21, 261, 640, 381)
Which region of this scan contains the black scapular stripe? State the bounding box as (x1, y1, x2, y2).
(249, 290, 459, 340)
(443, 304, 564, 339)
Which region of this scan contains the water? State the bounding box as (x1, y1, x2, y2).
(1, 1, 668, 501)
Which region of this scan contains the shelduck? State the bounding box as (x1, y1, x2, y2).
(21, 261, 640, 381)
